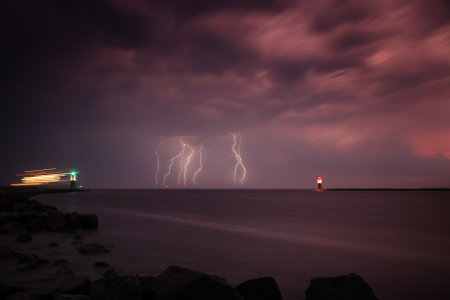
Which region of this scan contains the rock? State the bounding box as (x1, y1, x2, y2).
(18, 254, 50, 265)
(30, 200, 47, 212)
(48, 242, 60, 247)
(0, 284, 27, 298)
(16, 233, 32, 242)
(0, 223, 13, 234)
(29, 217, 46, 231)
(236, 277, 283, 300)
(0, 245, 24, 259)
(53, 259, 69, 266)
(47, 213, 68, 231)
(55, 263, 76, 277)
(74, 235, 84, 241)
(13, 203, 28, 212)
(18, 276, 91, 298)
(305, 273, 378, 300)
(91, 272, 141, 300)
(80, 214, 98, 229)
(94, 262, 110, 268)
(78, 244, 110, 255)
(16, 211, 37, 223)
(45, 205, 58, 211)
(176, 273, 244, 300)
(53, 294, 90, 299)
(17, 263, 39, 271)
(68, 212, 84, 229)
(103, 268, 115, 277)
(152, 265, 243, 300)
(139, 276, 155, 300)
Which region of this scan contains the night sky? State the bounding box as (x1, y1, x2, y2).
(1, 0, 450, 188)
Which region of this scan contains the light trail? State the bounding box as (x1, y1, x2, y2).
(231, 133, 247, 186)
(183, 144, 194, 187)
(163, 139, 185, 187)
(193, 145, 203, 186)
(155, 140, 164, 187)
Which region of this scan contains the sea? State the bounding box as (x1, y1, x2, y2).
(2, 189, 450, 299)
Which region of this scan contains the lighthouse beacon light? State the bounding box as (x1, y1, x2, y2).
(317, 176, 322, 189)
(70, 171, 77, 189)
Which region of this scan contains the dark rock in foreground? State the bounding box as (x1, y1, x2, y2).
(305, 273, 378, 300)
(79, 243, 110, 255)
(18, 254, 50, 265)
(0, 194, 98, 233)
(0, 245, 24, 259)
(94, 261, 110, 268)
(236, 277, 283, 300)
(152, 265, 244, 300)
(0, 283, 27, 299)
(16, 233, 32, 242)
(91, 272, 141, 300)
(17, 276, 91, 298)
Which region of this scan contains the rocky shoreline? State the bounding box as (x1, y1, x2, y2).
(0, 192, 379, 300)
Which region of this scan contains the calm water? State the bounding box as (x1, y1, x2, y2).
(4, 190, 450, 299)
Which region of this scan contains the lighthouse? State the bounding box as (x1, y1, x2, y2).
(70, 171, 77, 189)
(314, 176, 325, 191)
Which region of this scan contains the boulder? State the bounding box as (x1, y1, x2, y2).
(53, 259, 69, 266)
(0, 245, 24, 259)
(13, 203, 28, 212)
(17, 211, 38, 223)
(236, 277, 283, 300)
(0, 223, 13, 234)
(74, 235, 84, 242)
(29, 217, 46, 231)
(18, 254, 50, 265)
(139, 276, 156, 300)
(48, 242, 60, 247)
(68, 212, 84, 229)
(152, 265, 243, 300)
(16, 233, 32, 242)
(79, 244, 110, 255)
(18, 276, 91, 298)
(18, 263, 39, 271)
(305, 273, 378, 300)
(175, 273, 244, 300)
(0, 284, 27, 298)
(94, 262, 110, 268)
(47, 213, 68, 231)
(45, 205, 58, 211)
(103, 268, 115, 277)
(91, 272, 141, 300)
(80, 214, 98, 229)
(55, 263, 76, 277)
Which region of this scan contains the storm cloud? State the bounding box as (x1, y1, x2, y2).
(1, 0, 449, 188)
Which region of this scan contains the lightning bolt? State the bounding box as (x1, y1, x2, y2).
(193, 145, 203, 186)
(163, 139, 185, 187)
(177, 139, 187, 185)
(155, 140, 164, 187)
(183, 143, 194, 187)
(231, 133, 247, 187)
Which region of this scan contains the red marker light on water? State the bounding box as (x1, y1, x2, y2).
(166, 186, 168, 190)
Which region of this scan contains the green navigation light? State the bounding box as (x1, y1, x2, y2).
(71, 171, 76, 176)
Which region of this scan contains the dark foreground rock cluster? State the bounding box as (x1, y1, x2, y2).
(0, 195, 98, 234)
(0, 264, 378, 300)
